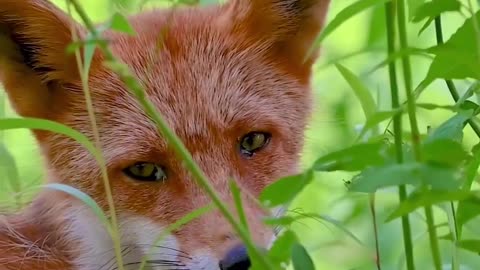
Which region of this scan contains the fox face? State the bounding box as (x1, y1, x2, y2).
(0, 0, 330, 269)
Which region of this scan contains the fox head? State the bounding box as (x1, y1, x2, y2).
(0, 0, 330, 269)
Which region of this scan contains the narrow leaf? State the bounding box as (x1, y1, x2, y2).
(230, 180, 250, 234)
(109, 13, 136, 35)
(422, 139, 470, 167)
(350, 163, 462, 193)
(267, 230, 298, 267)
(386, 190, 475, 221)
(413, 0, 461, 22)
(308, 0, 391, 55)
(356, 109, 403, 139)
(335, 63, 376, 118)
(424, 110, 474, 144)
(456, 197, 480, 237)
(456, 239, 480, 253)
(426, 12, 480, 80)
(260, 170, 313, 207)
(291, 244, 315, 270)
(313, 141, 389, 172)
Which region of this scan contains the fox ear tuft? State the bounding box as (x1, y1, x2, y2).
(0, 0, 92, 117)
(225, 0, 331, 70)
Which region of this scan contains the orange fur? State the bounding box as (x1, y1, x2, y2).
(0, 0, 330, 269)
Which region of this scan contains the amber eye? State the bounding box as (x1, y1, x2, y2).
(123, 162, 166, 182)
(239, 132, 271, 157)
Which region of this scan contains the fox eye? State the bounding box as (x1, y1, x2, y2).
(123, 162, 166, 182)
(239, 132, 271, 157)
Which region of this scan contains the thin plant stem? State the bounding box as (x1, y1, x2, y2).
(434, 14, 466, 270)
(67, 1, 273, 269)
(397, 0, 442, 269)
(65, 2, 125, 270)
(434, 15, 480, 138)
(369, 194, 381, 270)
(385, 2, 415, 270)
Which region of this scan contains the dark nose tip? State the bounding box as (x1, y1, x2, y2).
(219, 244, 251, 270)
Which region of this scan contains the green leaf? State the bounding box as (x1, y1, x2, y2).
(417, 101, 479, 113)
(412, 0, 461, 22)
(367, 5, 386, 46)
(109, 12, 136, 36)
(350, 163, 462, 193)
(424, 110, 474, 144)
(426, 11, 480, 80)
(422, 139, 470, 167)
(335, 63, 376, 118)
(456, 82, 480, 108)
(386, 189, 474, 221)
(408, 0, 426, 20)
(259, 170, 313, 207)
(456, 239, 480, 254)
(0, 118, 103, 168)
(264, 212, 364, 246)
(456, 197, 480, 237)
(418, 17, 435, 36)
(230, 180, 250, 235)
(0, 144, 20, 194)
(356, 109, 403, 139)
(83, 38, 97, 76)
(267, 230, 298, 267)
(366, 47, 431, 76)
(308, 0, 391, 56)
(463, 143, 480, 191)
(291, 243, 315, 270)
(313, 141, 389, 172)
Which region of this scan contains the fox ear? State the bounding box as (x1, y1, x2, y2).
(0, 0, 92, 118)
(225, 0, 330, 70)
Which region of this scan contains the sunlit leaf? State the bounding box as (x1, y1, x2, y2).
(457, 197, 480, 237)
(426, 12, 480, 80)
(422, 139, 470, 167)
(291, 244, 315, 270)
(260, 170, 313, 207)
(308, 0, 391, 57)
(109, 12, 136, 35)
(424, 110, 474, 144)
(335, 63, 376, 118)
(456, 239, 480, 254)
(0, 118, 101, 167)
(417, 101, 479, 113)
(356, 109, 403, 139)
(264, 213, 364, 246)
(230, 180, 249, 234)
(350, 163, 462, 193)
(386, 190, 475, 221)
(267, 230, 298, 267)
(408, 0, 426, 20)
(412, 0, 460, 22)
(313, 141, 390, 172)
(0, 144, 20, 194)
(463, 142, 480, 191)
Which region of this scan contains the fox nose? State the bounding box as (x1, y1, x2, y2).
(219, 244, 251, 270)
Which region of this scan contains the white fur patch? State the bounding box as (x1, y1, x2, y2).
(65, 205, 180, 270)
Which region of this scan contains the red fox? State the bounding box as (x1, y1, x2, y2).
(0, 0, 330, 269)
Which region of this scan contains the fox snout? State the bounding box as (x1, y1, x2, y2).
(219, 244, 251, 270)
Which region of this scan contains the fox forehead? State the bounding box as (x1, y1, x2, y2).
(79, 8, 312, 156)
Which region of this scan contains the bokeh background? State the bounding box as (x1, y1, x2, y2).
(1, 0, 480, 269)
